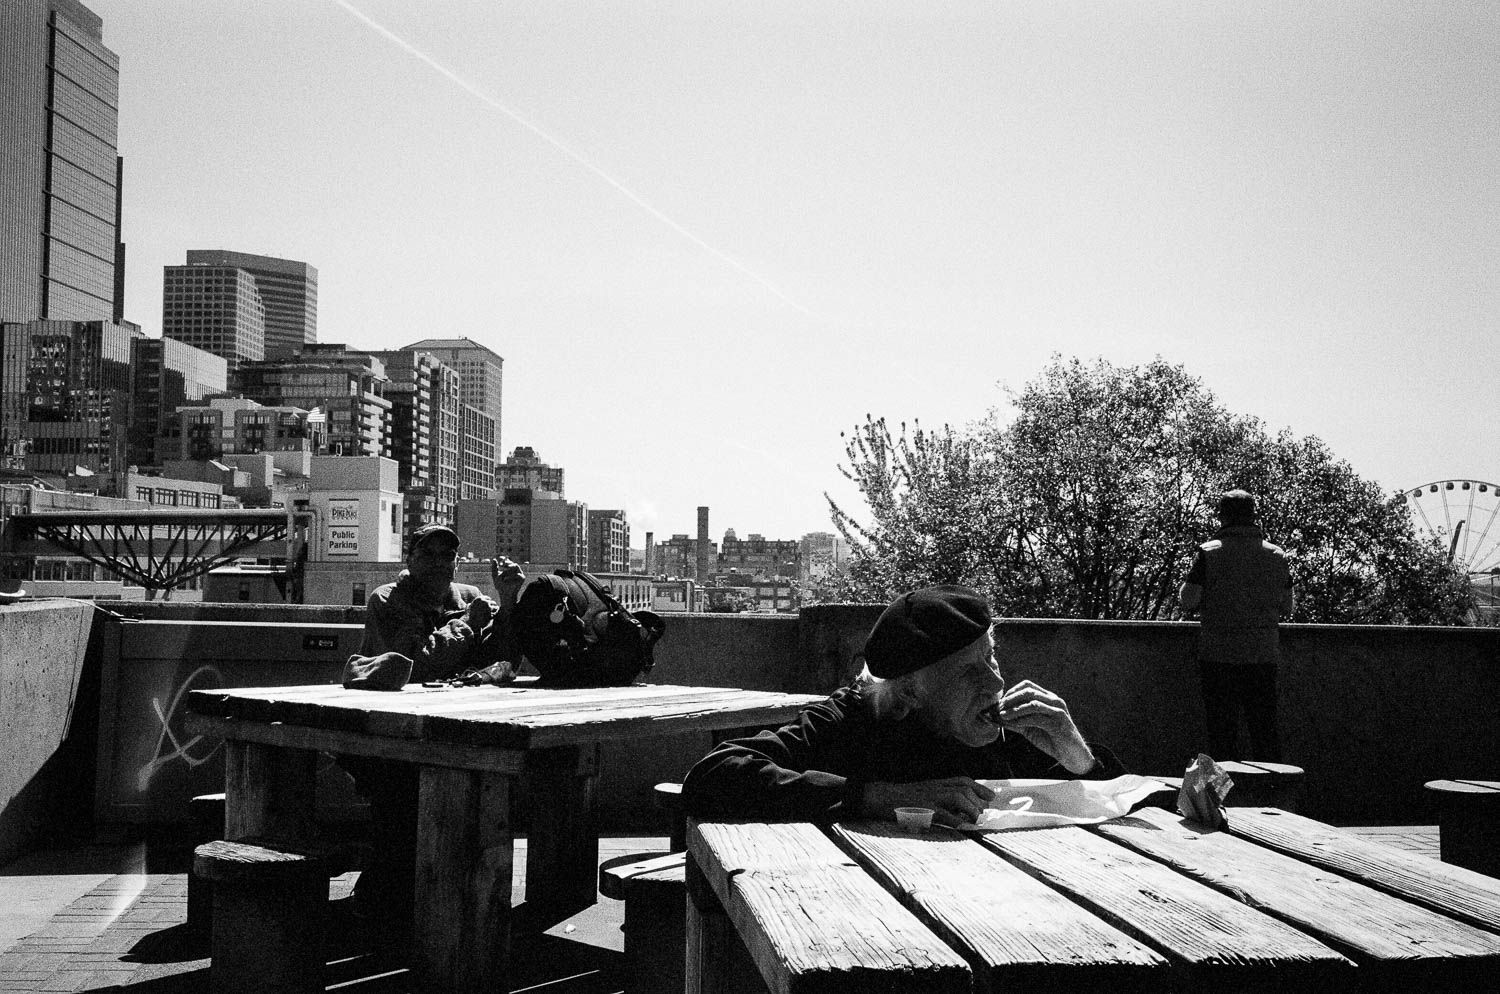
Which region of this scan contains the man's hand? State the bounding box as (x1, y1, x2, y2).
(465, 595, 498, 632)
(860, 777, 996, 827)
(993, 680, 1097, 774)
(490, 557, 525, 609)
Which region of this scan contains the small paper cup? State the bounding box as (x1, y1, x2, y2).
(894, 807, 935, 832)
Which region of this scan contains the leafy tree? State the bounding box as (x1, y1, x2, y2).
(825, 356, 1475, 625)
(825, 416, 1015, 606)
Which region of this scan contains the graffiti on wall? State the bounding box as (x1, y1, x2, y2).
(135, 665, 225, 792)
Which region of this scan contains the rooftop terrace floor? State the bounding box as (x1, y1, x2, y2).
(0, 824, 1442, 993)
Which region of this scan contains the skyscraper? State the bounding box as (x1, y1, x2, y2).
(128, 336, 227, 469)
(0, 318, 139, 474)
(161, 262, 266, 369)
(184, 250, 317, 359)
(402, 337, 503, 459)
(361, 349, 462, 534)
(1, 0, 122, 324)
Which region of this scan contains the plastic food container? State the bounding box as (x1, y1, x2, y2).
(894, 806, 935, 832)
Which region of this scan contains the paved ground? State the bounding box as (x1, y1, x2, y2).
(0, 831, 658, 994)
(0, 824, 1443, 993)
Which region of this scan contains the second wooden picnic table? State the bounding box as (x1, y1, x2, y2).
(688, 804, 1500, 993)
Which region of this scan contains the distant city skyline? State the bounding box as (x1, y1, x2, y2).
(88, 1, 1499, 541)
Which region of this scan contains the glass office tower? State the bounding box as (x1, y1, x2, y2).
(1, 1, 122, 324)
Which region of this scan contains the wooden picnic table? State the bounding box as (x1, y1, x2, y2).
(184, 679, 823, 993)
(688, 805, 1500, 993)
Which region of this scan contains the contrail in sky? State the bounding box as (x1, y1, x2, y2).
(330, 0, 811, 314)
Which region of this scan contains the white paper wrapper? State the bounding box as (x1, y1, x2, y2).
(961, 775, 1170, 831)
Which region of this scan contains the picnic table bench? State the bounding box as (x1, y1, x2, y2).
(1425, 778, 1500, 875)
(688, 804, 1500, 993)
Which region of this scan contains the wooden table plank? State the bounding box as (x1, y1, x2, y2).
(979, 825, 1355, 990)
(188, 684, 820, 749)
(829, 821, 1166, 994)
(1427, 779, 1500, 793)
(1097, 807, 1500, 987)
(691, 821, 970, 994)
(360, 686, 751, 741)
(184, 713, 532, 774)
(426, 689, 816, 747)
(1227, 807, 1500, 933)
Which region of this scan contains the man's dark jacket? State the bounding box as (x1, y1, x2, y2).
(683, 684, 1123, 821)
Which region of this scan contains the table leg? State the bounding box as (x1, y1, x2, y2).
(413, 766, 513, 994)
(223, 740, 317, 840)
(523, 744, 601, 923)
(685, 846, 735, 994)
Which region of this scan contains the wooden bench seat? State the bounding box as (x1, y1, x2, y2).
(600, 851, 688, 994)
(194, 837, 359, 994)
(1425, 780, 1500, 877)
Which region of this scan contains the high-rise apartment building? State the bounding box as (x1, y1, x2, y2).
(402, 337, 502, 460)
(497, 446, 564, 496)
(0, 318, 139, 474)
(460, 403, 496, 499)
(363, 349, 462, 534)
(128, 336, 226, 469)
(184, 250, 317, 359)
(587, 509, 630, 573)
(2, 1, 123, 324)
(161, 263, 266, 369)
(233, 344, 390, 458)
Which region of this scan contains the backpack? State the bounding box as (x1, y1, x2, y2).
(512, 569, 666, 687)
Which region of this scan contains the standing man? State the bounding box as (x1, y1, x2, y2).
(1179, 490, 1295, 763)
(344, 523, 525, 932)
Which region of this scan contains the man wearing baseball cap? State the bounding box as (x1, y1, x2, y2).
(683, 584, 1119, 827)
(357, 522, 525, 683)
(342, 522, 526, 932)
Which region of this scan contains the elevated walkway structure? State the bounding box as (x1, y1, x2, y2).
(5, 509, 307, 599)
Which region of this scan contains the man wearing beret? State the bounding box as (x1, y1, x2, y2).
(342, 522, 526, 933)
(683, 584, 1120, 827)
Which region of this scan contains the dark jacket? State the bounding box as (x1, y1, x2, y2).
(682, 683, 1123, 821)
(1183, 525, 1294, 665)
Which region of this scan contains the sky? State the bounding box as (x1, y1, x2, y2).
(89, 0, 1499, 545)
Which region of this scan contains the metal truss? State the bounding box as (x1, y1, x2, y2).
(7, 509, 295, 597)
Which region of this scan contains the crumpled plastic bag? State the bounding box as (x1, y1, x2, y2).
(961, 775, 1169, 831)
(1177, 753, 1234, 830)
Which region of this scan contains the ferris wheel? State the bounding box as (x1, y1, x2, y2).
(1402, 480, 1500, 576)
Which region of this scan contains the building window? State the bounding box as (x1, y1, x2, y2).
(352, 582, 367, 606)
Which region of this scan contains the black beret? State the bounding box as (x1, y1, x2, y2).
(863, 585, 992, 678)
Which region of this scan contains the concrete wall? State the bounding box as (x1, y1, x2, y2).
(798, 606, 1500, 824)
(92, 613, 367, 824)
(6, 600, 1500, 858)
(0, 602, 97, 864)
